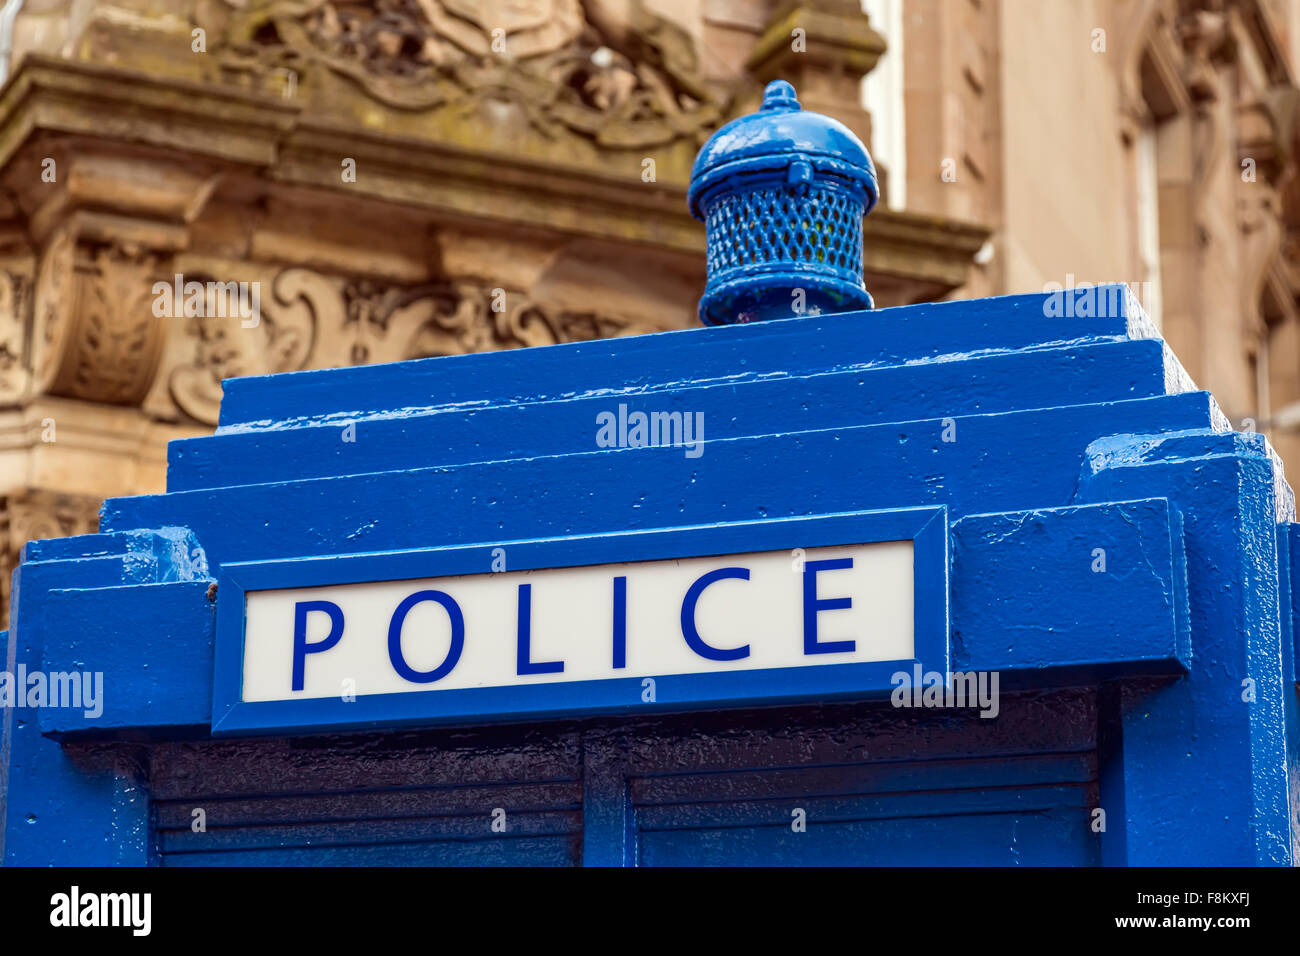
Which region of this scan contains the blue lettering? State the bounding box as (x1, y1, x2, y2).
(803, 558, 855, 654)
(681, 567, 751, 661)
(516, 583, 564, 675)
(387, 590, 465, 683)
(291, 600, 345, 691)
(612, 575, 628, 669)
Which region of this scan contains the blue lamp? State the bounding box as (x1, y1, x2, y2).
(688, 80, 880, 325)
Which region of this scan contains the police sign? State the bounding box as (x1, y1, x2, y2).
(212, 509, 948, 734)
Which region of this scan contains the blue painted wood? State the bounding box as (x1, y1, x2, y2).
(162, 837, 581, 867)
(1274, 524, 1300, 864)
(637, 806, 1096, 866)
(1079, 431, 1293, 864)
(951, 497, 1189, 684)
(0, 627, 7, 864)
(171, 337, 1173, 491)
(636, 785, 1092, 831)
(148, 686, 1097, 867)
(107, 393, 1221, 563)
(213, 286, 1148, 428)
(161, 810, 580, 853)
(2, 553, 163, 865)
(5, 283, 1297, 867)
(580, 731, 633, 866)
(1287, 523, 1300, 677)
(152, 781, 582, 828)
(620, 687, 1100, 865)
(32, 499, 1184, 734)
(147, 726, 585, 867)
(612, 686, 1099, 775)
(37, 582, 215, 736)
(628, 753, 1095, 804)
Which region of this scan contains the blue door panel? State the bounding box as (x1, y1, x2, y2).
(140, 694, 1099, 865)
(623, 692, 1100, 866)
(163, 837, 580, 867)
(146, 732, 584, 867)
(639, 808, 1097, 866)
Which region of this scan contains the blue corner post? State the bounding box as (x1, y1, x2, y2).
(1079, 430, 1297, 864)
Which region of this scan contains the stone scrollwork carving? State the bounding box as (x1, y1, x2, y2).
(167, 267, 319, 425)
(343, 274, 670, 357)
(340, 277, 650, 361)
(216, 0, 724, 148)
(167, 266, 668, 425)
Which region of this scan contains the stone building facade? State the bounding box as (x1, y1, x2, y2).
(0, 0, 1295, 621)
(888, 0, 1300, 465)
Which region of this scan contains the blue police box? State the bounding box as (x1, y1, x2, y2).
(1, 85, 1297, 867)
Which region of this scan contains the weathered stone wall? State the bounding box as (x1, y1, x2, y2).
(900, 0, 1300, 470)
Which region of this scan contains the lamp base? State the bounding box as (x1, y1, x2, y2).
(698, 276, 874, 326)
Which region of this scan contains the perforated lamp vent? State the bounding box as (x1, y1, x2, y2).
(688, 80, 881, 326)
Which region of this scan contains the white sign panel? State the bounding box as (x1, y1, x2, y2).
(240, 542, 914, 703)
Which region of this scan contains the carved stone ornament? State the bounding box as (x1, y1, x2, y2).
(0, 267, 31, 404)
(33, 233, 168, 406)
(167, 267, 671, 425)
(216, 0, 725, 148)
